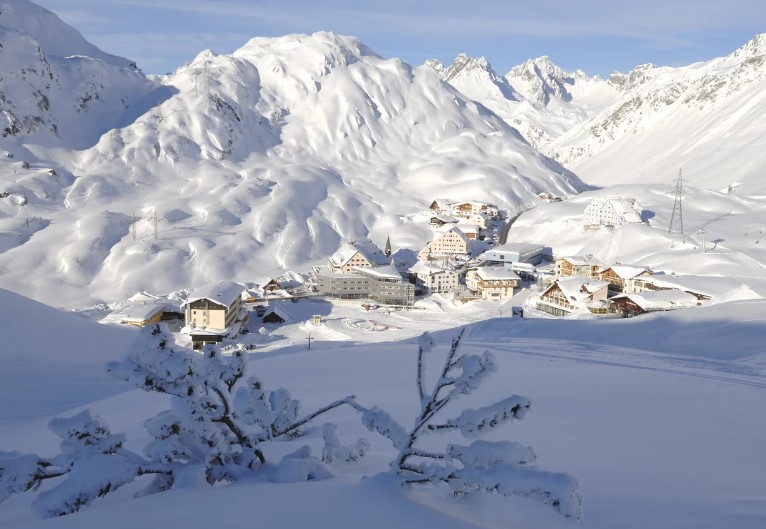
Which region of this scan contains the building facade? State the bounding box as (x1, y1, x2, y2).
(183, 280, 246, 348)
(408, 262, 459, 294)
(584, 197, 642, 226)
(418, 226, 470, 260)
(480, 243, 545, 267)
(465, 267, 520, 301)
(555, 255, 605, 279)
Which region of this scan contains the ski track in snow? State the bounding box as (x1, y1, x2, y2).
(485, 339, 766, 390)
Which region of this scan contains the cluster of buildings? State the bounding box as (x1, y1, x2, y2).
(101, 194, 699, 342)
(310, 198, 547, 305)
(103, 279, 298, 349)
(534, 256, 708, 318)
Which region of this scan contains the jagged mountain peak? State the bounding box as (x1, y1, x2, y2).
(731, 32, 766, 59)
(424, 59, 445, 74)
(427, 52, 518, 104)
(607, 63, 657, 90)
(506, 55, 579, 105)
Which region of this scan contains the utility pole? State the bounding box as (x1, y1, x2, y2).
(152, 209, 159, 240)
(132, 210, 137, 241)
(697, 228, 707, 253)
(669, 169, 685, 241)
(306, 333, 314, 350)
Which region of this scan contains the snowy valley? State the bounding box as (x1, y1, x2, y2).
(1, 1, 766, 528)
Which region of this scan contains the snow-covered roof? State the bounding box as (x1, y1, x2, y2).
(637, 274, 745, 299)
(102, 302, 163, 324)
(547, 277, 609, 302)
(431, 214, 459, 223)
(186, 280, 245, 308)
(559, 255, 605, 267)
(476, 267, 521, 281)
(453, 200, 497, 209)
(409, 261, 456, 276)
(488, 242, 544, 255)
(328, 240, 389, 268)
(354, 264, 404, 280)
(263, 306, 290, 322)
(430, 198, 454, 209)
(602, 265, 651, 279)
(458, 224, 482, 234)
(613, 290, 699, 311)
(434, 225, 470, 244)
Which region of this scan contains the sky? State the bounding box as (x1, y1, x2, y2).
(32, 0, 766, 77)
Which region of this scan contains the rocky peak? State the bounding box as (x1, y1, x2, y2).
(732, 33, 766, 59)
(442, 53, 494, 81)
(507, 56, 576, 105)
(424, 59, 445, 74)
(608, 63, 657, 91)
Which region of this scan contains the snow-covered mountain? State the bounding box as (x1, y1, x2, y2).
(0, 2, 583, 306)
(545, 34, 766, 191)
(430, 36, 766, 193)
(427, 54, 618, 149)
(0, 0, 159, 150)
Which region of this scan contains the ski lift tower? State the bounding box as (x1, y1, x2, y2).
(668, 169, 685, 241)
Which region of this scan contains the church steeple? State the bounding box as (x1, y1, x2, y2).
(384, 236, 392, 257)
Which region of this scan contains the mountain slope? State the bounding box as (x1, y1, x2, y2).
(545, 34, 766, 191)
(0, 20, 584, 306)
(427, 54, 618, 149)
(0, 1, 161, 150)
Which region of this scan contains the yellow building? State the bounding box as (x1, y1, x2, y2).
(183, 280, 246, 348)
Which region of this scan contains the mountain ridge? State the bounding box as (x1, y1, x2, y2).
(0, 15, 583, 306)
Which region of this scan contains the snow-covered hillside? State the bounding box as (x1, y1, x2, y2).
(430, 35, 766, 193)
(544, 34, 766, 192)
(1, 288, 765, 528)
(0, 1, 159, 150)
(0, 3, 582, 307)
(507, 184, 766, 298)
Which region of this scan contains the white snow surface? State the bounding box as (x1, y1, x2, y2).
(1, 289, 766, 528)
(0, 6, 765, 528)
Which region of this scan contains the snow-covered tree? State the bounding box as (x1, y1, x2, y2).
(348, 329, 583, 519)
(0, 410, 171, 517)
(0, 324, 359, 517)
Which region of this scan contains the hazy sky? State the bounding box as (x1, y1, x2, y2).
(33, 0, 766, 77)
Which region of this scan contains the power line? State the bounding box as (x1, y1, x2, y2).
(668, 169, 685, 241)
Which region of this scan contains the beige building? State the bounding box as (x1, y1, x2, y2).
(465, 267, 520, 301)
(409, 261, 459, 294)
(315, 264, 415, 306)
(536, 277, 610, 317)
(598, 265, 652, 295)
(555, 255, 605, 279)
(418, 226, 470, 261)
(452, 201, 500, 218)
(327, 240, 390, 273)
(183, 280, 246, 348)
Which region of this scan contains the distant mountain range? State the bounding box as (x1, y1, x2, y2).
(428, 34, 766, 191)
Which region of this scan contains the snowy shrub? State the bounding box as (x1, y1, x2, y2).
(321, 423, 370, 464)
(0, 324, 359, 517)
(348, 329, 583, 519)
